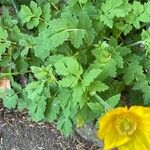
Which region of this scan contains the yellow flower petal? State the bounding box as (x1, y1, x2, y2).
(98, 107, 128, 139)
(97, 106, 150, 150)
(129, 106, 150, 116)
(130, 106, 150, 133)
(135, 130, 150, 149)
(119, 131, 150, 150)
(118, 140, 142, 150)
(103, 123, 130, 150)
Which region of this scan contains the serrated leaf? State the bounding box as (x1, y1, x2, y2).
(141, 28, 150, 55)
(19, 5, 34, 24)
(29, 95, 46, 121)
(72, 85, 84, 108)
(15, 57, 28, 73)
(59, 75, 79, 87)
(69, 29, 85, 48)
(31, 65, 53, 81)
(21, 47, 28, 57)
(79, 0, 87, 4)
(17, 89, 30, 111)
(50, 0, 59, 4)
(83, 68, 102, 87)
(67, 0, 78, 6)
(18, 98, 28, 111)
(61, 13, 85, 48)
(26, 81, 45, 100)
(117, 46, 131, 56)
(92, 42, 111, 62)
(106, 94, 121, 108)
(26, 18, 39, 29)
(19, 34, 34, 46)
(78, 13, 95, 45)
(45, 98, 60, 122)
(133, 81, 150, 105)
(133, 80, 148, 91)
(123, 60, 144, 85)
(0, 26, 10, 55)
(1, 7, 17, 27)
(87, 102, 104, 117)
(113, 52, 124, 68)
(34, 27, 69, 59)
(0, 26, 8, 40)
(34, 12, 86, 59)
(19, 1, 42, 29)
(131, 1, 144, 28)
(100, 15, 113, 28)
(143, 88, 150, 105)
(54, 57, 82, 76)
(101, 59, 117, 78)
(76, 105, 95, 123)
(2, 89, 18, 109)
(0, 43, 10, 57)
(92, 42, 120, 78)
(90, 81, 109, 93)
(56, 88, 71, 109)
(30, 1, 42, 18)
(100, 0, 125, 28)
(57, 115, 73, 137)
(54, 62, 69, 76)
(10, 25, 22, 43)
(55, 57, 82, 87)
(31, 66, 48, 79)
(41, 2, 51, 22)
(65, 57, 83, 75)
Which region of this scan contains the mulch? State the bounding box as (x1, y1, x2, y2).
(0, 103, 101, 150)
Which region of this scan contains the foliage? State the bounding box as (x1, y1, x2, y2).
(1, 0, 150, 136)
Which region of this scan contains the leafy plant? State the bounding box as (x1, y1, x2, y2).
(1, 0, 150, 136)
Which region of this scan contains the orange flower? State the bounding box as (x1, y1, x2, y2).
(97, 106, 150, 150)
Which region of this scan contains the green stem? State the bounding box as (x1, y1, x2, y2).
(8, 47, 12, 77)
(66, 28, 85, 32)
(1, 72, 19, 76)
(48, 0, 59, 12)
(94, 94, 112, 110)
(39, 17, 45, 22)
(0, 70, 31, 77)
(10, 0, 19, 13)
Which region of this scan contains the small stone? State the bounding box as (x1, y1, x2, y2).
(75, 124, 103, 149)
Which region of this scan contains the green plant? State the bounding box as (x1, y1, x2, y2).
(1, 0, 150, 136)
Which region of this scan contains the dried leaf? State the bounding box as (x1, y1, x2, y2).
(0, 78, 11, 96)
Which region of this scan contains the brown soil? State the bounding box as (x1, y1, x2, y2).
(0, 104, 101, 150)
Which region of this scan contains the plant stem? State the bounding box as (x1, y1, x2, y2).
(8, 47, 12, 77)
(94, 94, 112, 110)
(0, 70, 31, 77)
(48, 0, 59, 12)
(10, 0, 19, 13)
(66, 28, 85, 32)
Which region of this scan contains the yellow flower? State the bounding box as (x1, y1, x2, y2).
(97, 106, 150, 150)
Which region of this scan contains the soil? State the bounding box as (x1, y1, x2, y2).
(0, 103, 101, 150)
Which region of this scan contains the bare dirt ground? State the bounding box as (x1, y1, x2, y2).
(0, 103, 101, 150)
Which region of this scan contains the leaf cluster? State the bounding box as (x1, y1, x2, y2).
(1, 0, 150, 136)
